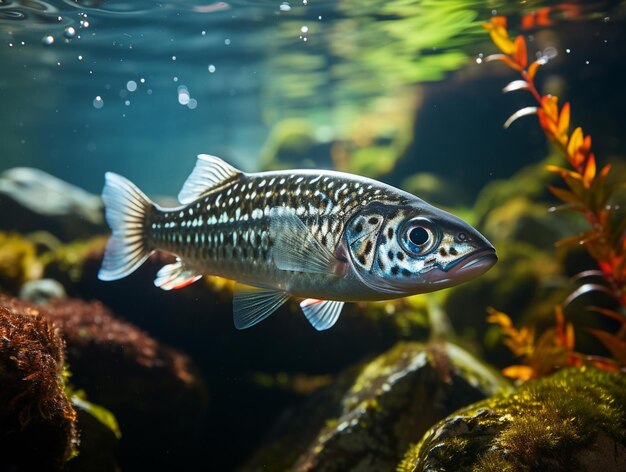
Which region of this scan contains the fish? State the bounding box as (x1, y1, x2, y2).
(98, 154, 497, 331)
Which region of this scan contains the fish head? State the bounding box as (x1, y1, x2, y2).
(343, 202, 497, 296)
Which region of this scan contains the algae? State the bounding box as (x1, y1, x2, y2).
(400, 367, 626, 472)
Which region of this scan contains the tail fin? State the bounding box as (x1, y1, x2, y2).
(98, 172, 155, 281)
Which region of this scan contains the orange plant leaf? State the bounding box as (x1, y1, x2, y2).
(545, 164, 582, 181)
(486, 309, 513, 328)
(547, 185, 581, 206)
(527, 60, 543, 80)
(502, 365, 536, 381)
(588, 329, 626, 365)
(583, 154, 596, 188)
(554, 231, 595, 248)
(557, 102, 571, 142)
(483, 17, 517, 55)
(600, 163, 612, 178)
(537, 109, 557, 136)
(568, 127, 584, 156)
(513, 35, 528, 68)
(486, 54, 523, 71)
(541, 95, 559, 121)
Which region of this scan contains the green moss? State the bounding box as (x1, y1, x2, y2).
(401, 367, 626, 471)
(0, 231, 42, 292)
(41, 236, 106, 283)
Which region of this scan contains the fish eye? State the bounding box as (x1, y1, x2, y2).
(408, 226, 429, 246)
(400, 218, 438, 255)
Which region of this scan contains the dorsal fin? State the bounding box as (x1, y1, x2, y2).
(178, 154, 242, 204)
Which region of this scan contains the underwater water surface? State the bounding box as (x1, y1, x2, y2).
(1, 0, 626, 471)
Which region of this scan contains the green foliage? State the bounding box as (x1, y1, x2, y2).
(0, 231, 42, 292)
(70, 393, 121, 440)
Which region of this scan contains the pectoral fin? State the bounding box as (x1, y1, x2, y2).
(300, 299, 345, 331)
(269, 207, 344, 276)
(233, 283, 290, 330)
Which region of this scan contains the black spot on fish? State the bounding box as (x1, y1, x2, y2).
(439, 248, 448, 257)
(387, 227, 394, 239)
(321, 235, 327, 246)
(378, 260, 386, 272)
(368, 217, 379, 225)
(402, 269, 411, 277)
(364, 240, 373, 256)
(450, 247, 458, 256)
(391, 265, 399, 275)
(380, 235, 387, 245)
(397, 252, 404, 261)
(387, 250, 394, 261)
(231, 248, 238, 258)
(355, 223, 363, 233)
(358, 254, 367, 265)
(426, 257, 436, 264)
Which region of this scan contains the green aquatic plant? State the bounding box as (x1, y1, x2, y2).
(482, 16, 626, 378)
(0, 231, 42, 292)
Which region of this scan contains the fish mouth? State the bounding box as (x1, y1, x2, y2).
(446, 248, 497, 279)
(429, 248, 497, 286)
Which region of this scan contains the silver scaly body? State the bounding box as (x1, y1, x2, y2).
(98, 155, 497, 331)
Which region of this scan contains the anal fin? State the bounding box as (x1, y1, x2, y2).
(300, 299, 345, 331)
(154, 258, 202, 290)
(233, 283, 290, 330)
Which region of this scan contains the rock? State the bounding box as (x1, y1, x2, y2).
(0, 167, 106, 241)
(400, 367, 626, 472)
(0, 300, 78, 471)
(19, 278, 67, 304)
(241, 341, 510, 472)
(0, 295, 209, 471)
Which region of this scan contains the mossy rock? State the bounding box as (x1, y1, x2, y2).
(242, 341, 510, 472)
(399, 367, 626, 472)
(0, 300, 78, 471)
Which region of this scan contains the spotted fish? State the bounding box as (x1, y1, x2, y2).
(98, 154, 497, 330)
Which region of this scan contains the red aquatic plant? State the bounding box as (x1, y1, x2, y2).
(482, 16, 626, 378)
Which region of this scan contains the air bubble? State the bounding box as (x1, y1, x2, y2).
(279, 2, 291, 11)
(300, 25, 308, 33)
(125, 100, 130, 106)
(224, 38, 231, 45)
(187, 98, 198, 110)
(64, 26, 76, 39)
(93, 96, 104, 109)
(208, 64, 216, 73)
(177, 85, 190, 105)
(42, 35, 54, 46)
(126, 80, 137, 92)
